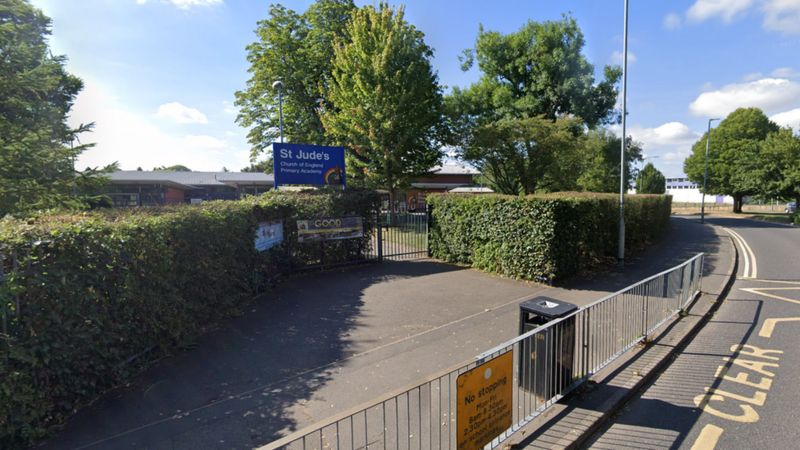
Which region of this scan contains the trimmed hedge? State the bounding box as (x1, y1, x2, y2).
(428, 192, 671, 282)
(0, 189, 380, 448)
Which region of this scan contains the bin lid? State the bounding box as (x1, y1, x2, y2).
(520, 296, 577, 319)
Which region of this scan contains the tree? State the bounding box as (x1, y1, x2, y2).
(154, 165, 191, 172)
(454, 15, 621, 128)
(636, 162, 666, 194)
(0, 0, 101, 216)
(464, 116, 584, 194)
(577, 130, 642, 193)
(321, 3, 444, 202)
(241, 158, 273, 173)
(446, 15, 622, 194)
(684, 108, 779, 213)
(758, 127, 800, 207)
(235, 0, 356, 160)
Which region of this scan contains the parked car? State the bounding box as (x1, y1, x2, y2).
(786, 202, 797, 213)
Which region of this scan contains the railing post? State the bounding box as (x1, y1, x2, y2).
(376, 209, 383, 262)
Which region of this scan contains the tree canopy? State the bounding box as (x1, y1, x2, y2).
(636, 162, 666, 194)
(577, 131, 642, 193)
(234, 0, 356, 160)
(321, 3, 444, 196)
(0, 0, 105, 216)
(154, 165, 191, 172)
(684, 108, 779, 212)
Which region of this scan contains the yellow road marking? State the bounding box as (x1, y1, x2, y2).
(759, 317, 800, 338)
(741, 288, 800, 306)
(691, 424, 724, 450)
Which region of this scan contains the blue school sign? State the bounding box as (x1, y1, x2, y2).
(273, 143, 346, 188)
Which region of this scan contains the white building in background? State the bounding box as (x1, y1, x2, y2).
(665, 177, 734, 204)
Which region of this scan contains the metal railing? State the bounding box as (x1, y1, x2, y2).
(259, 253, 704, 450)
(377, 209, 430, 261)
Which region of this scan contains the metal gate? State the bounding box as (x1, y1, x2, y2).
(376, 207, 430, 261)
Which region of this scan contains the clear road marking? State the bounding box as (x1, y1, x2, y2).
(759, 317, 800, 338)
(691, 424, 724, 450)
(724, 227, 758, 279)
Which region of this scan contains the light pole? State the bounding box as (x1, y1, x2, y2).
(618, 0, 629, 264)
(701, 118, 720, 224)
(272, 80, 284, 143)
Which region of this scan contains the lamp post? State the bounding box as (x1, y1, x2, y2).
(618, 0, 629, 264)
(701, 118, 720, 224)
(272, 80, 284, 143)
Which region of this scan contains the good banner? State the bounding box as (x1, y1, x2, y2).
(273, 143, 346, 187)
(296, 217, 363, 243)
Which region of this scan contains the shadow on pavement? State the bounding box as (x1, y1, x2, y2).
(43, 261, 466, 450)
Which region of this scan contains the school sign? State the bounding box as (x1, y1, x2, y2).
(273, 143, 346, 188)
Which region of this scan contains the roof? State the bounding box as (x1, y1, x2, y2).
(108, 171, 274, 189)
(448, 186, 494, 193)
(430, 164, 480, 175)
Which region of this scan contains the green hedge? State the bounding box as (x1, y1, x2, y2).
(0, 189, 380, 448)
(428, 192, 671, 282)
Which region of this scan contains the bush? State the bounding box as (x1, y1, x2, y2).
(0, 189, 380, 448)
(428, 192, 671, 282)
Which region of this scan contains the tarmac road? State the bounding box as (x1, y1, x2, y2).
(586, 217, 800, 450)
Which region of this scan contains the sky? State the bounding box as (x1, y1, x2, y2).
(29, 0, 800, 177)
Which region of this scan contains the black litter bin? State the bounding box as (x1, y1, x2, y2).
(518, 297, 578, 401)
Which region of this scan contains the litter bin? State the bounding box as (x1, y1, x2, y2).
(518, 297, 578, 401)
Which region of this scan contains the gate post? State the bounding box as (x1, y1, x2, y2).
(376, 209, 383, 262)
(426, 203, 433, 257)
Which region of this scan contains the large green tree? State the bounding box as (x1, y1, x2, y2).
(453, 15, 621, 128)
(577, 130, 642, 193)
(464, 116, 584, 194)
(0, 0, 100, 216)
(321, 3, 444, 201)
(446, 15, 622, 194)
(758, 127, 800, 206)
(684, 108, 779, 212)
(235, 0, 356, 159)
(636, 162, 666, 194)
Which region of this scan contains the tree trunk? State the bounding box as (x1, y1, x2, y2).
(733, 194, 743, 213)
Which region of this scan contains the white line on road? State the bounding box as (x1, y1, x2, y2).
(724, 227, 758, 279)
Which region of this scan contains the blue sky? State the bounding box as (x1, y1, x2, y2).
(30, 0, 800, 176)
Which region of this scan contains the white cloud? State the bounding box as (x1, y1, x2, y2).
(609, 122, 701, 175)
(222, 101, 238, 115)
(771, 108, 800, 129)
(743, 72, 764, 81)
(611, 50, 637, 65)
(689, 78, 800, 117)
(771, 67, 799, 78)
(687, 0, 755, 23)
(630, 122, 701, 146)
(762, 0, 800, 34)
(137, 0, 223, 9)
(663, 12, 682, 29)
(71, 79, 250, 171)
(156, 102, 208, 124)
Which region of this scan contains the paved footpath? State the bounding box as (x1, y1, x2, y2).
(585, 217, 800, 450)
(43, 217, 721, 450)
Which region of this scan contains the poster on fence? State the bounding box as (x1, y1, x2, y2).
(254, 221, 283, 252)
(296, 217, 363, 243)
(456, 351, 514, 450)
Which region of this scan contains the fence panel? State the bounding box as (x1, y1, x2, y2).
(261, 253, 705, 450)
(377, 210, 429, 261)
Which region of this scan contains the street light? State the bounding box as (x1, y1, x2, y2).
(272, 80, 284, 143)
(618, 0, 629, 264)
(701, 118, 720, 224)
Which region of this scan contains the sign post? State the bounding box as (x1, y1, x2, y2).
(273, 143, 346, 188)
(456, 351, 514, 450)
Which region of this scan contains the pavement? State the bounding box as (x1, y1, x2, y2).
(582, 217, 800, 450)
(41, 217, 725, 450)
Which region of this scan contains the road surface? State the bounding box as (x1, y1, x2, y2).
(586, 217, 800, 450)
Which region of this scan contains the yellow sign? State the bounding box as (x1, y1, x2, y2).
(456, 351, 514, 450)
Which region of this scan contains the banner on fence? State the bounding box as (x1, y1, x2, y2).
(456, 351, 514, 450)
(296, 217, 363, 243)
(255, 221, 283, 252)
(273, 142, 346, 188)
